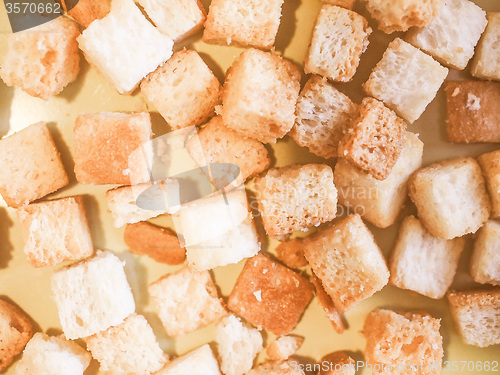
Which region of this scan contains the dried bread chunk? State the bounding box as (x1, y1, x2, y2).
(60, 0, 111, 27)
(320, 0, 356, 9)
(478, 149, 500, 218)
(155, 344, 221, 375)
(310, 274, 345, 334)
(470, 221, 500, 286)
(318, 351, 355, 375)
(246, 360, 305, 375)
(0, 122, 68, 208)
(304, 5, 371, 82)
(471, 12, 500, 81)
(267, 335, 304, 361)
(275, 238, 308, 269)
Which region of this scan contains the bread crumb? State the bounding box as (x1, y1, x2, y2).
(253, 290, 262, 302)
(466, 93, 481, 110)
(452, 87, 460, 97)
(122, 169, 130, 176)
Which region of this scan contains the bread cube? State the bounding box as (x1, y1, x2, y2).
(471, 13, 500, 81)
(0, 17, 80, 100)
(141, 50, 221, 130)
(221, 49, 301, 144)
(60, 0, 111, 28)
(445, 81, 500, 143)
(310, 274, 345, 334)
(14, 333, 91, 375)
(447, 289, 500, 347)
(320, 0, 356, 9)
(267, 335, 304, 361)
(408, 157, 490, 239)
(318, 352, 355, 375)
(478, 149, 500, 218)
(203, 0, 284, 49)
(254, 164, 338, 237)
(291, 75, 358, 159)
(275, 238, 308, 269)
(363, 309, 443, 374)
(17, 196, 93, 268)
(227, 253, 314, 336)
(247, 360, 305, 375)
(304, 5, 371, 82)
(389, 216, 465, 299)
(303, 214, 389, 312)
(470, 221, 500, 286)
(155, 344, 221, 375)
(363, 38, 448, 124)
(0, 122, 69, 208)
(78, 0, 173, 94)
(406, 0, 487, 70)
(51, 251, 135, 339)
(86, 313, 166, 375)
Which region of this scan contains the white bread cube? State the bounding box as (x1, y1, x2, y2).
(60, 0, 111, 28)
(14, 333, 91, 375)
(406, 0, 487, 70)
(478, 149, 500, 219)
(155, 344, 221, 375)
(86, 313, 166, 375)
(247, 360, 305, 375)
(50, 251, 135, 339)
(267, 336, 304, 361)
(363, 38, 448, 124)
(471, 13, 500, 81)
(470, 221, 500, 286)
(389, 216, 465, 299)
(0, 122, 69, 208)
(304, 5, 371, 82)
(78, 0, 173, 94)
(408, 157, 491, 239)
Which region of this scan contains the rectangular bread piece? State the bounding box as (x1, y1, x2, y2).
(60, 0, 111, 27)
(470, 221, 500, 286)
(477, 149, 500, 218)
(471, 12, 500, 81)
(155, 344, 221, 375)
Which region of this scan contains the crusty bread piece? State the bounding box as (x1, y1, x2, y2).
(246, 360, 305, 375)
(478, 149, 500, 218)
(0, 17, 80, 100)
(338, 97, 406, 180)
(334, 131, 423, 228)
(78, 0, 173, 94)
(310, 274, 345, 334)
(408, 157, 490, 239)
(17, 196, 93, 268)
(445, 81, 500, 143)
(155, 344, 221, 375)
(470, 221, 500, 286)
(254, 164, 337, 237)
(363, 38, 448, 124)
(318, 351, 355, 375)
(203, 0, 284, 50)
(86, 313, 167, 375)
(363, 309, 443, 375)
(267, 335, 304, 361)
(0, 122, 69, 208)
(406, 0, 487, 70)
(304, 5, 371, 82)
(291, 75, 358, 159)
(447, 289, 500, 347)
(471, 12, 500, 81)
(221, 49, 301, 144)
(227, 253, 314, 336)
(389, 215, 465, 299)
(320, 0, 356, 9)
(60, 0, 111, 27)
(50, 251, 136, 339)
(275, 238, 308, 269)
(302, 214, 389, 312)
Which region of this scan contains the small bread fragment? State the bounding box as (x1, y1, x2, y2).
(155, 344, 221, 375)
(471, 12, 500, 81)
(275, 238, 308, 269)
(267, 335, 304, 361)
(60, 0, 111, 27)
(310, 274, 345, 334)
(447, 289, 500, 347)
(246, 360, 305, 375)
(478, 149, 500, 218)
(304, 5, 371, 82)
(470, 221, 500, 286)
(318, 351, 355, 375)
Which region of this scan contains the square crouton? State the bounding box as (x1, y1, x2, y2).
(302, 214, 389, 312)
(247, 360, 305, 375)
(86, 313, 167, 375)
(155, 344, 221, 375)
(227, 253, 314, 336)
(78, 0, 173, 94)
(254, 164, 338, 237)
(275, 238, 308, 269)
(408, 157, 491, 239)
(363, 38, 448, 124)
(447, 289, 500, 347)
(203, 0, 284, 50)
(267, 335, 304, 361)
(148, 266, 227, 337)
(141, 50, 221, 130)
(304, 5, 371, 82)
(0, 17, 80, 100)
(291, 75, 358, 159)
(60, 0, 111, 28)
(363, 309, 443, 375)
(406, 0, 487, 70)
(478, 149, 500, 218)
(334, 131, 423, 228)
(338, 97, 406, 180)
(221, 49, 301, 144)
(50, 251, 136, 339)
(17, 196, 93, 268)
(445, 81, 500, 143)
(470, 221, 500, 286)
(389, 215, 465, 299)
(310, 274, 345, 334)
(471, 13, 500, 81)
(319, 351, 355, 375)
(0, 122, 69, 208)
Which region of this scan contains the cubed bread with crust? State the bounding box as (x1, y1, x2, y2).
(267, 335, 304, 361)
(0, 122, 69, 208)
(221, 49, 301, 144)
(0, 17, 80, 100)
(275, 238, 308, 269)
(310, 274, 345, 334)
(302, 214, 389, 312)
(320, 0, 356, 9)
(389, 215, 465, 299)
(478, 149, 500, 218)
(254, 164, 337, 237)
(447, 289, 500, 347)
(304, 5, 371, 82)
(78, 0, 173, 94)
(50, 251, 136, 339)
(291, 75, 358, 159)
(319, 351, 355, 375)
(227, 253, 314, 336)
(17, 196, 93, 268)
(363, 38, 448, 124)
(155, 344, 221, 375)
(470, 221, 500, 286)
(471, 12, 500, 81)
(60, 0, 111, 27)
(408, 157, 491, 239)
(141, 50, 221, 130)
(247, 360, 305, 375)
(406, 0, 487, 70)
